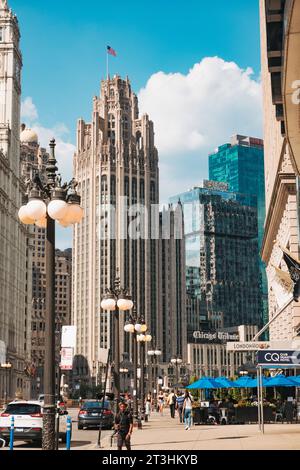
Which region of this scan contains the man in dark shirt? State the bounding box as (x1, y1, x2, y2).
(114, 402, 134, 450)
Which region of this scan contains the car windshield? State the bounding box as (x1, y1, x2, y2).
(83, 401, 110, 409)
(5, 404, 41, 415)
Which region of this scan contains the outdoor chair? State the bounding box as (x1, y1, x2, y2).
(274, 412, 283, 423)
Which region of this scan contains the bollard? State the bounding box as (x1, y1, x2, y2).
(9, 416, 14, 451)
(66, 416, 72, 450)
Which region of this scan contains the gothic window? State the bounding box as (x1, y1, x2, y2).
(132, 178, 137, 204)
(150, 181, 156, 204)
(140, 179, 145, 203)
(109, 88, 114, 98)
(0, 28, 3, 42)
(108, 114, 115, 129)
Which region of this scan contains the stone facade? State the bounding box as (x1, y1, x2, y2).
(260, 0, 300, 341)
(0, 2, 31, 401)
(72, 76, 160, 383)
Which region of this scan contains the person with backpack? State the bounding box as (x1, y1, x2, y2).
(167, 390, 177, 418)
(183, 390, 193, 430)
(176, 392, 185, 423)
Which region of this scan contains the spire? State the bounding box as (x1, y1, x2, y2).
(0, 0, 7, 10)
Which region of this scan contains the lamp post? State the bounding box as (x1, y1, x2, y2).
(18, 139, 84, 450)
(124, 313, 148, 422)
(170, 356, 183, 392)
(1, 363, 12, 404)
(148, 345, 162, 398)
(119, 368, 129, 393)
(101, 278, 133, 406)
(137, 332, 152, 419)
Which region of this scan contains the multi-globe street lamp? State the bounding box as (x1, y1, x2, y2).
(119, 368, 129, 393)
(18, 139, 84, 450)
(137, 331, 152, 419)
(148, 345, 162, 397)
(124, 314, 149, 421)
(101, 279, 133, 405)
(171, 356, 183, 391)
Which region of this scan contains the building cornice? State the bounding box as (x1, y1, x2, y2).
(261, 171, 296, 263)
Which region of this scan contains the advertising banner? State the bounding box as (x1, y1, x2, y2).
(60, 347, 74, 370)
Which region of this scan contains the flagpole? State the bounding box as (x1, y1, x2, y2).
(106, 50, 109, 80)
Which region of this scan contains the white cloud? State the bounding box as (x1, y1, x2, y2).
(21, 97, 39, 122)
(138, 57, 263, 201)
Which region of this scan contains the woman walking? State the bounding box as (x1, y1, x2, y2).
(183, 390, 193, 430)
(157, 391, 165, 415)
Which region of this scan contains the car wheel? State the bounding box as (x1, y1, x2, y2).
(78, 424, 83, 430)
(32, 439, 42, 447)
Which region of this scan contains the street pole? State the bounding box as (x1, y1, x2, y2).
(140, 340, 145, 419)
(114, 308, 120, 404)
(133, 332, 138, 420)
(43, 213, 56, 450)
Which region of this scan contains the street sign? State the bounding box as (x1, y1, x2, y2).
(227, 341, 271, 352)
(257, 350, 300, 367)
(60, 347, 73, 370)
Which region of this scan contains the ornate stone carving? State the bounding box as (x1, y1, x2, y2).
(0, 0, 7, 9)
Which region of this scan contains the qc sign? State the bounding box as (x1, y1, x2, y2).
(257, 350, 300, 366)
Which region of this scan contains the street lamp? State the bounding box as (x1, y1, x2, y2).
(1, 363, 12, 404)
(101, 277, 133, 405)
(137, 332, 152, 419)
(124, 313, 147, 422)
(119, 368, 129, 393)
(170, 356, 183, 391)
(18, 139, 84, 450)
(148, 344, 162, 398)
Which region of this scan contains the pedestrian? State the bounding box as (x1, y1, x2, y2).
(158, 391, 164, 415)
(183, 390, 193, 430)
(145, 393, 152, 422)
(114, 402, 134, 451)
(176, 392, 185, 424)
(167, 389, 177, 418)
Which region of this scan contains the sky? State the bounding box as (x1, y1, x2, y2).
(10, 0, 263, 249)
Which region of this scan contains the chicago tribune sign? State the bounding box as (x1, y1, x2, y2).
(192, 330, 239, 343)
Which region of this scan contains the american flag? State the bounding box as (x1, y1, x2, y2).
(107, 45, 117, 57)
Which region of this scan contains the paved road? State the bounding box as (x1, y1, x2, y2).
(3, 408, 112, 451)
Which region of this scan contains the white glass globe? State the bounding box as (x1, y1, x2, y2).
(101, 298, 116, 311)
(47, 200, 68, 221)
(148, 350, 155, 356)
(136, 334, 143, 342)
(18, 206, 35, 225)
(171, 359, 177, 364)
(58, 220, 71, 228)
(140, 324, 148, 333)
(35, 216, 47, 229)
(155, 350, 162, 356)
(62, 204, 84, 225)
(117, 298, 134, 311)
(135, 324, 142, 333)
(138, 334, 146, 342)
(124, 323, 135, 333)
(145, 334, 152, 342)
(26, 199, 47, 221)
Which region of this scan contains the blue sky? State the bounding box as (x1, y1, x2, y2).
(10, 0, 263, 248)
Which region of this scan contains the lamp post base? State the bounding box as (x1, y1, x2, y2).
(42, 406, 56, 450)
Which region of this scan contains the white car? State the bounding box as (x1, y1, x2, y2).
(0, 400, 69, 446)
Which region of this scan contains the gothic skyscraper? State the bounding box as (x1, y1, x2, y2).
(72, 76, 159, 383)
(0, 1, 30, 399)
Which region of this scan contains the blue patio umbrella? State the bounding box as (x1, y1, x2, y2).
(246, 377, 270, 388)
(187, 377, 220, 390)
(214, 376, 238, 388)
(234, 376, 256, 388)
(266, 375, 297, 387)
(288, 376, 300, 386)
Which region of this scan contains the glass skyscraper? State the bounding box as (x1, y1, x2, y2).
(209, 135, 268, 330)
(170, 181, 262, 336)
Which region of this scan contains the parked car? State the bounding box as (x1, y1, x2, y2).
(38, 395, 68, 415)
(78, 400, 114, 430)
(0, 401, 70, 446)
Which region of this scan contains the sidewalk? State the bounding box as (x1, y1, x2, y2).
(97, 411, 300, 451)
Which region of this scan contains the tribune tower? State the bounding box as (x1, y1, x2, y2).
(73, 76, 159, 384)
